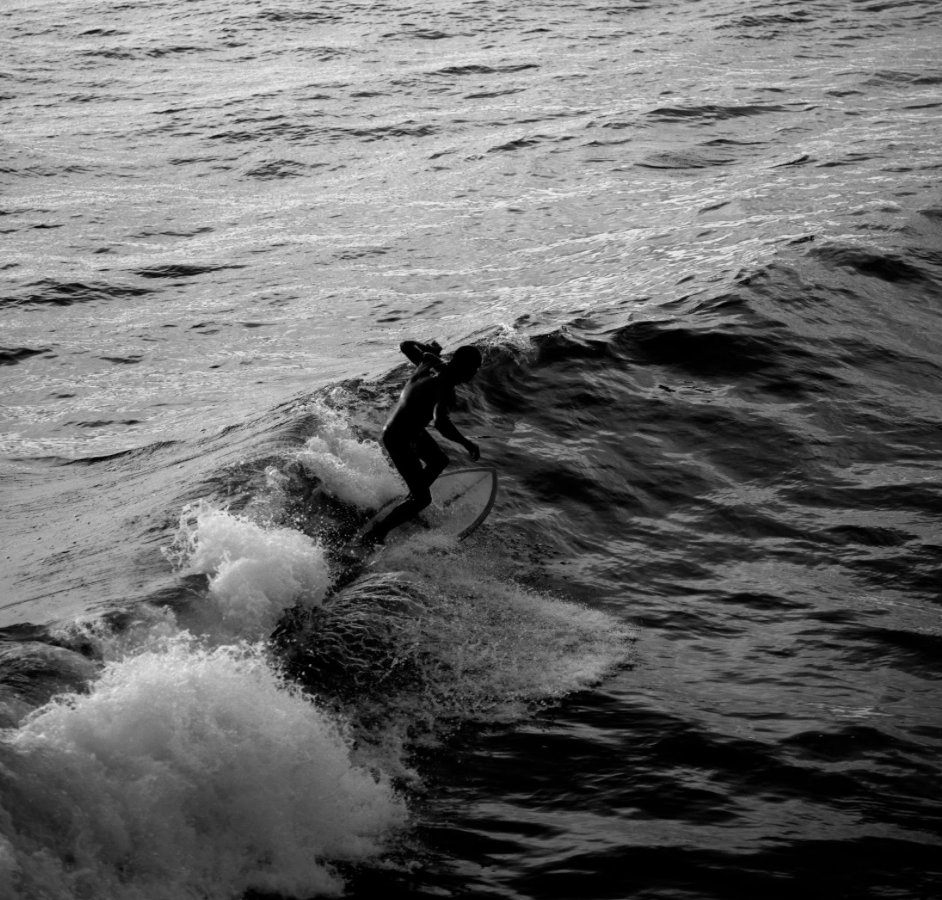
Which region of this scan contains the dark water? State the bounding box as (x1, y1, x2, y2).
(2, 0, 942, 897)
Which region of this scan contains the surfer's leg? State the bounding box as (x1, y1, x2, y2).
(363, 430, 429, 543)
(366, 432, 448, 543)
(385, 430, 430, 500)
(414, 429, 448, 490)
(366, 495, 421, 544)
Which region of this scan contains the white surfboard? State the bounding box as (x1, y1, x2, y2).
(367, 466, 498, 543)
(417, 465, 498, 540)
(332, 468, 497, 587)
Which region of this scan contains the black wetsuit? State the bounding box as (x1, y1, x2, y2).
(364, 341, 477, 544)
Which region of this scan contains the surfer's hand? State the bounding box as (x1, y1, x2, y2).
(465, 440, 480, 462)
(427, 340, 442, 356)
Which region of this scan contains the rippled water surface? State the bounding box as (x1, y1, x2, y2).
(2, 1, 941, 898)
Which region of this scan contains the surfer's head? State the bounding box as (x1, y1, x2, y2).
(445, 345, 481, 384)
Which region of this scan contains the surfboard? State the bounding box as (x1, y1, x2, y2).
(365, 465, 498, 544)
(329, 467, 496, 591)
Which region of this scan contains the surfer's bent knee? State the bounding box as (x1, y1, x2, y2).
(426, 453, 447, 482)
(412, 484, 432, 510)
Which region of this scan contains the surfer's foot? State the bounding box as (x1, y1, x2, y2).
(358, 527, 385, 548)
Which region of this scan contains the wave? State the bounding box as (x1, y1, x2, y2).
(808, 242, 934, 285)
(2, 258, 939, 896)
(0, 637, 405, 900)
(1, 279, 154, 308)
(55, 439, 184, 467)
(0, 383, 634, 894)
(646, 103, 790, 123)
(431, 62, 540, 77)
(167, 502, 331, 641)
(274, 559, 631, 745)
(0, 346, 50, 365)
(134, 263, 245, 280)
(0, 637, 98, 729)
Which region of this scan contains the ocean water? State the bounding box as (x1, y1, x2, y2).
(2, 0, 941, 897)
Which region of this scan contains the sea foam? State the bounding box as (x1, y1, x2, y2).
(0, 637, 405, 900)
(281, 535, 633, 744)
(170, 502, 330, 640)
(294, 403, 402, 509)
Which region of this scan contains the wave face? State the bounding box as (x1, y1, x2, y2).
(2, 0, 942, 897)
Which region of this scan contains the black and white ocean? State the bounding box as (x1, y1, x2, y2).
(2, 1, 941, 897)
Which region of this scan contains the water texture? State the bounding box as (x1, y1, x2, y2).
(2, 1, 941, 897)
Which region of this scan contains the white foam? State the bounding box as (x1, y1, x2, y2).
(171, 502, 330, 640)
(2, 637, 406, 900)
(295, 403, 402, 509)
(304, 543, 632, 739)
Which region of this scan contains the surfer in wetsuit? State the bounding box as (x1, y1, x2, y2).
(362, 340, 482, 545)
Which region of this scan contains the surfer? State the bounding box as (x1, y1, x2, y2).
(361, 340, 482, 545)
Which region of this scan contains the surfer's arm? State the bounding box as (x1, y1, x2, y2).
(400, 340, 443, 366)
(433, 405, 480, 461)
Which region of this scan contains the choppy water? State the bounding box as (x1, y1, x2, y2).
(2, 0, 942, 897)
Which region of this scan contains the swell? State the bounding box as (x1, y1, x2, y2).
(473, 232, 942, 612)
(1, 273, 939, 897)
(1, 279, 155, 308)
(0, 346, 52, 365)
(0, 626, 100, 728)
(2, 264, 244, 308)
